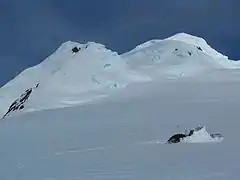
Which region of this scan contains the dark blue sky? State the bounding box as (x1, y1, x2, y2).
(0, 0, 239, 86)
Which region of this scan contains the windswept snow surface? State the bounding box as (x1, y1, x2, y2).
(1, 33, 240, 118)
(1, 33, 240, 179)
(0, 80, 240, 180)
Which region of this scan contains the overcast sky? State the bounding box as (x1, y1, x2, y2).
(0, 0, 239, 86)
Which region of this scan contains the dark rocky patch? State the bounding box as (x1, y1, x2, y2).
(166, 126, 223, 144)
(2, 83, 39, 119)
(167, 133, 187, 144)
(72, 47, 80, 53)
(196, 46, 203, 51)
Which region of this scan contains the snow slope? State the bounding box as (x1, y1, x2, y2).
(0, 33, 240, 179)
(0, 41, 147, 117)
(0, 79, 240, 180)
(1, 33, 240, 118)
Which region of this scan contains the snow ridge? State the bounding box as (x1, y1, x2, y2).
(1, 33, 240, 117)
(166, 33, 228, 60)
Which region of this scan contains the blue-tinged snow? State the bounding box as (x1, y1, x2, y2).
(0, 80, 239, 180)
(0, 33, 240, 180)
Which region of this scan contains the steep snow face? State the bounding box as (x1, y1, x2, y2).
(122, 34, 240, 79)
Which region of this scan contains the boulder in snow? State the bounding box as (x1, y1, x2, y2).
(167, 126, 223, 144)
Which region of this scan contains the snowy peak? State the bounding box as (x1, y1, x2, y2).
(0, 41, 146, 117)
(166, 33, 228, 60)
(1, 32, 240, 118)
(2, 40, 130, 91)
(130, 33, 228, 61)
(39, 41, 116, 75)
(122, 33, 239, 78)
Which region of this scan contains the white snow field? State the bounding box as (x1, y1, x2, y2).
(0, 33, 240, 179)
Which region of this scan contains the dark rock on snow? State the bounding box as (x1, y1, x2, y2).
(2, 83, 39, 119)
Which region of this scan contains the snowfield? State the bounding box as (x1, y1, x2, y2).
(0, 33, 240, 179)
(1, 33, 240, 117)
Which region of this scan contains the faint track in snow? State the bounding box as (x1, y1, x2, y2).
(39, 145, 112, 160)
(54, 146, 113, 156)
(136, 139, 166, 145)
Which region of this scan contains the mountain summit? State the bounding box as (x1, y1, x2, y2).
(122, 33, 239, 78)
(1, 33, 239, 118)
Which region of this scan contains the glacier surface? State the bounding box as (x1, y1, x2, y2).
(0, 33, 240, 179)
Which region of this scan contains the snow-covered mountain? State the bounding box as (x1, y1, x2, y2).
(0, 41, 147, 117)
(0, 33, 239, 118)
(1, 75, 240, 180)
(122, 33, 239, 78)
(1, 33, 240, 180)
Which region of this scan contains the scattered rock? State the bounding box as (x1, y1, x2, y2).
(72, 47, 80, 53)
(196, 46, 203, 51)
(36, 83, 39, 88)
(167, 133, 187, 144)
(2, 84, 38, 119)
(19, 105, 24, 110)
(166, 126, 223, 144)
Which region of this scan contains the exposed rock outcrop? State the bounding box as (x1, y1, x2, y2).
(2, 83, 39, 119)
